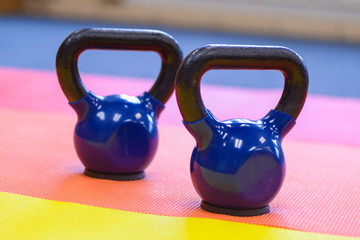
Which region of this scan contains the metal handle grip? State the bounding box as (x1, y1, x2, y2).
(176, 44, 308, 122)
(56, 28, 182, 103)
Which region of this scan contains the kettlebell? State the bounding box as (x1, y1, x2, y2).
(176, 45, 308, 216)
(56, 28, 182, 180)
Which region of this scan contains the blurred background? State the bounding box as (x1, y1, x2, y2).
(1, 0, 360, 97)
(1, 2, 360, 239)
(6, 0, 360, 42)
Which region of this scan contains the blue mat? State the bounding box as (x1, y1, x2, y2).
(1, 14, 360, 98)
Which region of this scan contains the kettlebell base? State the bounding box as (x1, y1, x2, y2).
(84, 169, 145, 181)
(201, 201, 270, 217)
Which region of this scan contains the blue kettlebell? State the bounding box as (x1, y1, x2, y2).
(56, 28, 182, 180)
(176, 45, 308, 216)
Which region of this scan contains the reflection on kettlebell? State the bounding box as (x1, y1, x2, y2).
(56, 28, 182, 180)
(176, 45, 308, 216)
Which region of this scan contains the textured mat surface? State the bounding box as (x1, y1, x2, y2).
(0, 67, 359, 239)
(1, 192, 356, 240)
(0, 108, 359, 238)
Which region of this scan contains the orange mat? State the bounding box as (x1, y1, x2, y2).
(0, 109, 359, 237)
(1, 67, 359, 239)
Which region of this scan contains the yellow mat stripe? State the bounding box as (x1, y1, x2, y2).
(0, 192, 356, 240)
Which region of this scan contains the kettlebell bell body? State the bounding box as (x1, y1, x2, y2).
(176, 45, 308, 216)
(71, 92, 163, 178)
(56, 28, 182, 180)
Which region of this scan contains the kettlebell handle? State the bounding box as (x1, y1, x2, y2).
(56, 28, 182, 103)
(176, 45, 309, 122)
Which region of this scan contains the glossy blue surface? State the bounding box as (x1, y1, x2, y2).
(184, 110, 295, 209)
(70, 91, 164, 174)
